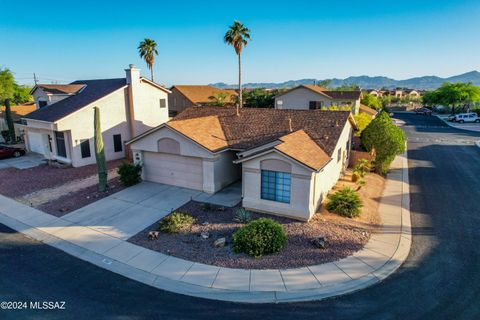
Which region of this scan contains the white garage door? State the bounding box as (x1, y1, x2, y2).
(143, 152, 203, 191)
(28, 131, 46, 155)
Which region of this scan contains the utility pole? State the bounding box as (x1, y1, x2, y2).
(33, 73, 38, 85)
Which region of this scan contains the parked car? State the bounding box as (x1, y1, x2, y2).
(0, 146, 26, 159)
(414, 108, 432, 115)
(452, 113, 480, 123)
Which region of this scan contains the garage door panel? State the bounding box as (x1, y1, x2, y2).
(143, 152, 203, 190)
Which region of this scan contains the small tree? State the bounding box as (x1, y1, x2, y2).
(353, 112, 372, 136)
(361, 93, 381, 110)
(207, 92, 228, 106)
(94, 107, 107, 192)
(4, 99, 15, 143)
(361, 111, 406, 174)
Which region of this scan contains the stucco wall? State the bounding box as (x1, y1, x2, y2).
(275, 87, 331, 110)
(168, 88, 196, 115)
(310, 121, 353, 213)
(275, 87, 360, 114)
(242, 151, 314, 221)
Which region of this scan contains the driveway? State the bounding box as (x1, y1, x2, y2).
(0, 152, 45, 170)
(61, 181, 242, 240)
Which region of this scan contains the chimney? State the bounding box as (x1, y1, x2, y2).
(125, 64, 140, 85)
(288, 117, 293, 132)
(125, 64, 141, 139)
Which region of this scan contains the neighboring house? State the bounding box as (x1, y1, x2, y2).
(359, 104, 378, 118)
(168, 85, 238, 116)
(274, 85, 361, 115)
(30, 84, 87, 109)
(22, 65, 171, 167)
(406, 89, 420, 99)
(127, 107, 356, 221)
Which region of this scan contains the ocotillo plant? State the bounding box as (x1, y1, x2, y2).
(94, 107, 107, 192)
(4, 99, 15, 143)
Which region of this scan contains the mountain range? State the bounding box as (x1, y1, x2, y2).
(211, 71, 480, 90)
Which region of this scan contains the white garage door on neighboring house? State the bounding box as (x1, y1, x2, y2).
(27, 131, 47, 155)
(143, 152, 204, 191)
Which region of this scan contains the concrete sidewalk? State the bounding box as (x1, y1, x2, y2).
(0, 154, 411, 303)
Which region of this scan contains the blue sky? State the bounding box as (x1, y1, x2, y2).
(1, 0, 479, 86)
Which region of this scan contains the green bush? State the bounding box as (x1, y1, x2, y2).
(351, 172, 360, 183)
(354, 113, 373, 137)
(117, 162, 142, 186)
(353, 159, 370, 177)
(327, 187, 363, 218)
(361, 111, 406, 174)
(232, 218, 287, 257)
(158, 212, 195, 233)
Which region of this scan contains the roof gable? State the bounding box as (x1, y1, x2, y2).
(274, 130, 331, 171)
(31, 84, 86, 95)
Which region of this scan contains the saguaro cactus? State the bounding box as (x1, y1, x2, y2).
(4, 99, 15, 143)
(94, 107, 107, 192)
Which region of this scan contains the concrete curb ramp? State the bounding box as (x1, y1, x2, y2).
(0, 153, 411, 303)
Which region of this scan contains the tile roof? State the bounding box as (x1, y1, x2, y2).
(275, 130, 331, 170)
(277, 85, 361, 101)
(168, 107, 352, 157)
(34, 84, 86, 95)
(172, 85, 238, 104)
(322, 90, 362, 100)
(0, 102, 36, 121)
(24, 78, 127, 122)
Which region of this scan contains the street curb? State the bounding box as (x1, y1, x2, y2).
(436, 115, 480, 133)
(0, 154, 412, 303)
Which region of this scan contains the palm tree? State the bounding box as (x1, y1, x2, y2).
(224, 21, 251, 113)
(138, 38, 158, 81)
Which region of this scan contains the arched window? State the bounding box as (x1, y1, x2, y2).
(157, 138, 180, 154)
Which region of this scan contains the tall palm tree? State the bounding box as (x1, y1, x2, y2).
(138, 38, 158, 81)
(224, 21, 251, 112)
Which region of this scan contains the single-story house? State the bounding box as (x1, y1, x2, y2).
(127, 107, 356, 221)
(168, 85, 238, 116)
(274, 85, 362, 115)
(21, 65, 171, 167)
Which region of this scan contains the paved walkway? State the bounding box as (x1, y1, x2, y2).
(0, 154, 410, 303)
(59, 181, 242, 240)
(0, 152, 45, 170)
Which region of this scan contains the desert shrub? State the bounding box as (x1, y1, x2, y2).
(327, 187, 363, 218)
(232, 218, 287, 257)
(351, 172, 360, 183)
(353, 159, 370, 177)
(361, 111, 406, 174)
(234, 208, 252, 224)
(117, 162, 142, 186)
(158, 212, 195, 233)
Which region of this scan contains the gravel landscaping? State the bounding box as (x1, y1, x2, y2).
(0, 159, 124, 198)
(37, 177, 126, 217)
(129, 171, 385, 269)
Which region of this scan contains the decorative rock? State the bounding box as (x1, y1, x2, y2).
(213, 237, 226, 248)
(311, 236, 326, 249)
(148, 231, 159, 240)
(201, 231, 210, 239)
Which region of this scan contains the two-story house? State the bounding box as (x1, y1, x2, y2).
(22, 65, 171, 167)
